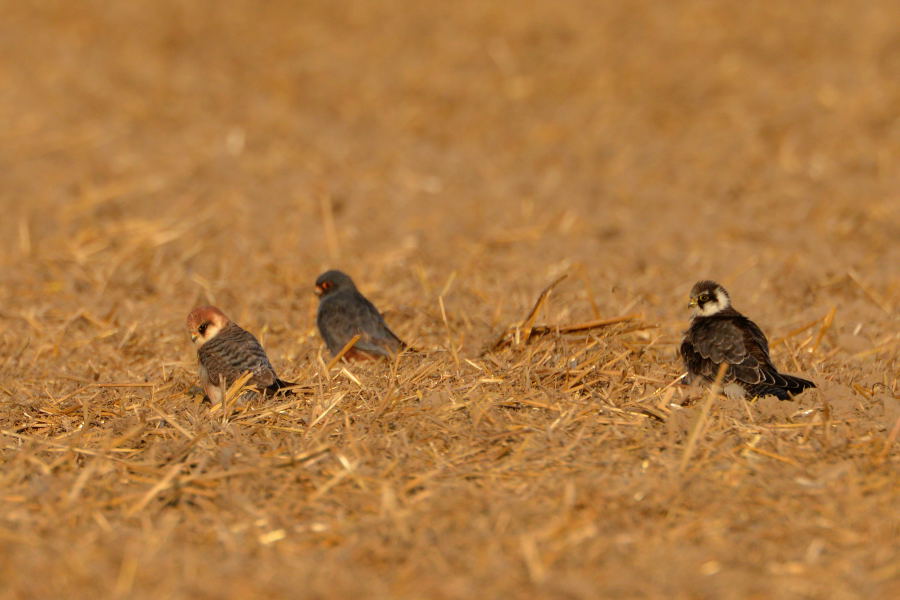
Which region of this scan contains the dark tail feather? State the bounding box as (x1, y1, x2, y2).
(266, 378, 297, 396)
(745, 383, 791, 400)
(373, 334, 419, 356)
(747, 374, 815, 401)
(388, 329, 417, 354)
(399, 340, 420, 354)
(782, 374, 816, 395)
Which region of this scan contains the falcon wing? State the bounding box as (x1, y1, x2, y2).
(318, 291, 404, 357)
(199, 324, 277, 389)
(686, 316, 776, 386)
(356, 293, 406, 353)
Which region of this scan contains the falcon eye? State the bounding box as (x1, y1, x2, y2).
(698, 293, 709, 303)
(321, 281, 332, 291)
(198, 322, 209, 335)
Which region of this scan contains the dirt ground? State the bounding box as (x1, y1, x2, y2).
(0, 0, 898, 598)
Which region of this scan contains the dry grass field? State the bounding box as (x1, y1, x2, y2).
(1, 1, 898, 598)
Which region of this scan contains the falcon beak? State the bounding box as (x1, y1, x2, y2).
(688, 298, 698, 308)
(314, 285, 323, 296)
(191, 333, 199, 343)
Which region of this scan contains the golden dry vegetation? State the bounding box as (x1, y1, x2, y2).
(1, 1, 898, 598)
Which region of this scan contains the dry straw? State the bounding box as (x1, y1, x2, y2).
(1, 1, 898, 596)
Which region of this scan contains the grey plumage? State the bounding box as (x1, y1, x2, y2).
(315, 270, 406, 358)
(680, 280, 815, 400)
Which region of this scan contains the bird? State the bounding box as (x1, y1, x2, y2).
(314, 270, 408, 360)
(186, 305, 295, 403)
(679, 280, 815, 400)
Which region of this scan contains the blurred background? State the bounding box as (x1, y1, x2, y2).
(1, 1, 896, 314)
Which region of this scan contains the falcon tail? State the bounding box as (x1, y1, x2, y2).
(266, 378, 299, 396)
(747, 374, 815, 401)
(398, 340, 419, 353)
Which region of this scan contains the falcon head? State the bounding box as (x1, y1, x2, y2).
(314, 269, 356, 298)
(186, 305, 230, 346)
(688, 280, 731, 317)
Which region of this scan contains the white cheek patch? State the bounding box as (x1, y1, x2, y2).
(714, 290, 731, 312)
(698, 301, 722, 316)
(203, 323, 224, 342)
(695, 289, 730, 316)
(701, 290, 731, 317)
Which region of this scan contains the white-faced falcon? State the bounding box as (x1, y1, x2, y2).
(680, 280, 816, 400)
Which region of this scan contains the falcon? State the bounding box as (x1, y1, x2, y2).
(314, 270, 408, 360)
(186, 305, 294, 403)
(680, 280, 815, 400)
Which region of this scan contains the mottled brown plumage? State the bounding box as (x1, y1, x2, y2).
(186, 306, 294, 403)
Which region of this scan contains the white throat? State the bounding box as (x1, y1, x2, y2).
(192, 322, 225, 346)
(694, 291, 730, 317)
